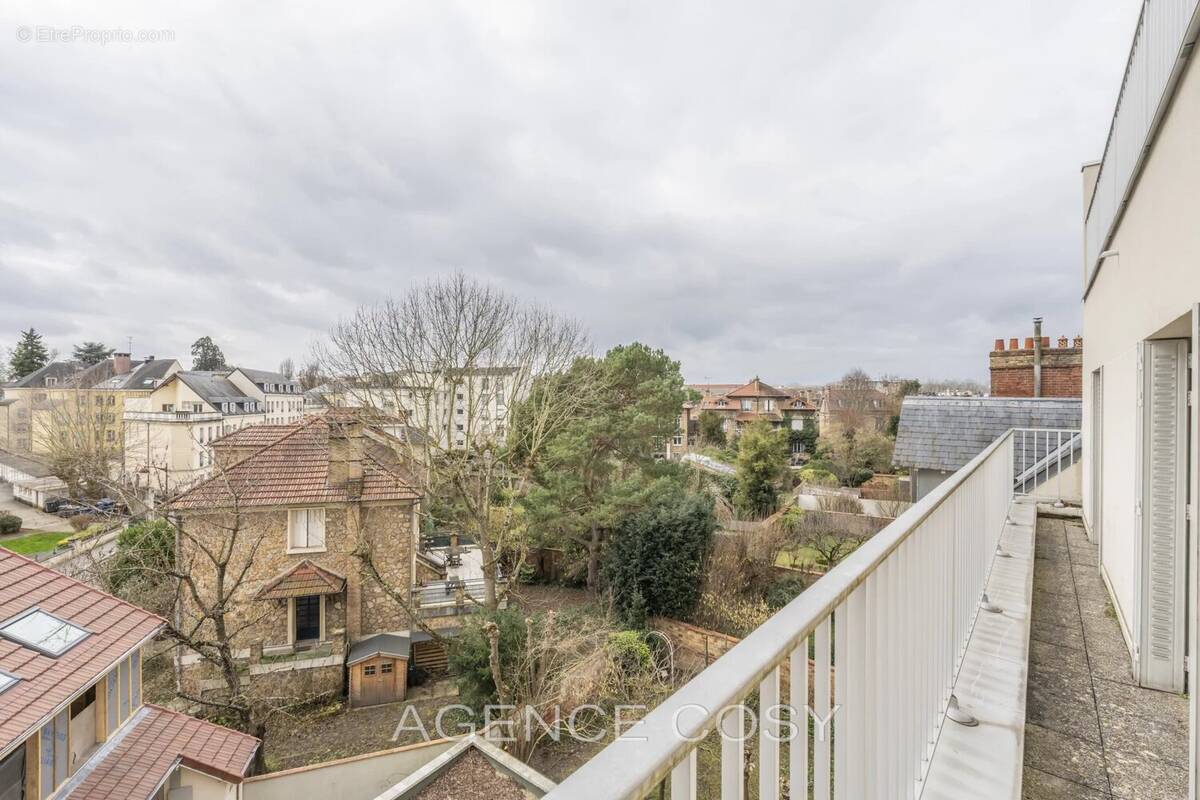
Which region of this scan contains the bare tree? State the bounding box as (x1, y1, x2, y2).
(832, 367, 877, 433)
(35, 387, 124, 500)
(297, 360, 324, 391)
(278, 357, 296, 380)
(314, 273, 594, 610)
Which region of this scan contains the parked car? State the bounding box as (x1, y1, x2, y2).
(54, 503, 91, 518)
(42, 497, 68, 514)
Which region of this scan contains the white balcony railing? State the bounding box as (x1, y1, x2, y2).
(123, 410, 224, 423)
(546, 430, 1019, 800)
(1012, 427, 1081, 496)
(1084, 0, 1200, 290)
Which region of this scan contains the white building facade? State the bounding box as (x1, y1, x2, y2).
(1080, 0, 1200, 781)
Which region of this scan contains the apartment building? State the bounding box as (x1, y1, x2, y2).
(122, 367, 301, 494)
(309, 366, 519, 451)
(0, 548, 259, 800)
(0, 356, 178, 456)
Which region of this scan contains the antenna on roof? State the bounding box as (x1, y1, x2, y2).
(127, 336, 133, 354)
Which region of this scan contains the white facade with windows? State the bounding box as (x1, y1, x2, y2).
(1079, 0, 1200, 787)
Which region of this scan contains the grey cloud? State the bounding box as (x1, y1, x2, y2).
(0, 0, 1136, 380)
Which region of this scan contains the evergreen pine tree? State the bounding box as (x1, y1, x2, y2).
(73, 341, 114, 366)
(8, 328, 50, 380)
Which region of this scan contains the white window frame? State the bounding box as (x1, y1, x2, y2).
(287, 508, 327, 553)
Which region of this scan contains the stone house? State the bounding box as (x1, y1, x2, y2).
(165, 410, 464, 709)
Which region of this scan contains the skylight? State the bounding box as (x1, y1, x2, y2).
(0, 671, 17, 694)
(0, 609, 89, 656)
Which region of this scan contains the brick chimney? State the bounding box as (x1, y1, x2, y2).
(990, 320, 1083, 398)
(328, 419, 364, 498)
(112, 352, 132, 375)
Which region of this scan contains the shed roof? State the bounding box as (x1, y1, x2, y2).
(347, 632, 412, 665)
(893, 396, 1082, 472)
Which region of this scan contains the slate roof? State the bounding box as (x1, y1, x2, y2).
(893, 396, 1082, 472)
(166, 415, 421, 510)
(233, 367, 300, 393)
(61, 704, 259, 799)
(255, 560, 346, 599)
(173, 372, 256, 406)
(0, 550, 165, 758)
(4, 361, 84, 389)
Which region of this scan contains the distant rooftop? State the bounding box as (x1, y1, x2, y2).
(893, 396, 1082, 472)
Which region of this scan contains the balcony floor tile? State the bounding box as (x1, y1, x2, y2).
(1021, 516, 1189, 800)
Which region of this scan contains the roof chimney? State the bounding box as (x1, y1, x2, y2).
(112, 352, 132, 375)
(328, 418, 364, 498)
(1033, 317, 1044, 398)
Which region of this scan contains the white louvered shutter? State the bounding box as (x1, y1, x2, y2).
(1139, 338, 1189, 692)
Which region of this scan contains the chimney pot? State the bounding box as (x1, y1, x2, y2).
(1058, 336, 1069, 348)
(1024, 337, 1035, 350)
(994, 339, 1005, 351)
(1073, 336, 1083, 348)
(1041, 337, 1050, 348)
(1009, 338, 1019, 350)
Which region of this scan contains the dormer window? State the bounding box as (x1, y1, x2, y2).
(45, 377, 58, 387)
(0, 609, 89, 656)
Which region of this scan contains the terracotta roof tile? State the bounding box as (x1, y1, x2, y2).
(63, 704, 259, 800)
(0, 551, 164, 757)
(254, 560, 346, 599)
(166, 416, 421, 510)
(725, 378, 791, 398)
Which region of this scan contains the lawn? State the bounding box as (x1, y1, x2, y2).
(776, 545, 822, 571)
(0, 531, 67, 556)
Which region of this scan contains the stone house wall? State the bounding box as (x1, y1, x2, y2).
(177, 499, 416, 698)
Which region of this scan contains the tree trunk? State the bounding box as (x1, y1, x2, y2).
(586, 522, 601, 591)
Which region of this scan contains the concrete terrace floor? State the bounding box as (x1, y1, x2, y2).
(1023, 516, 1189, 799)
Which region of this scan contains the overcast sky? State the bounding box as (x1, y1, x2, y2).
(1, 1, 1138, 384)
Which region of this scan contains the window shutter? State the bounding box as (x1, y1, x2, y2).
(1139, 338, 1189, 692)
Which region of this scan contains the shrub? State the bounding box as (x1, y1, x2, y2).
(68, 513, 97, 532)
(797, 467, 839, 487)
(0, 514, 20, 535)
(108, 519, 175, 595)
(765, 575, 808, 611)
(604, 488, 715, 627)
(607, 630, 653, 672)
(848, 468, 875, 487)
(447, 609, 528, 713)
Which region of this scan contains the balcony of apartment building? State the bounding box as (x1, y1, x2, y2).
(537, 428, 1190, 800)
(124, 408, 224, 423)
